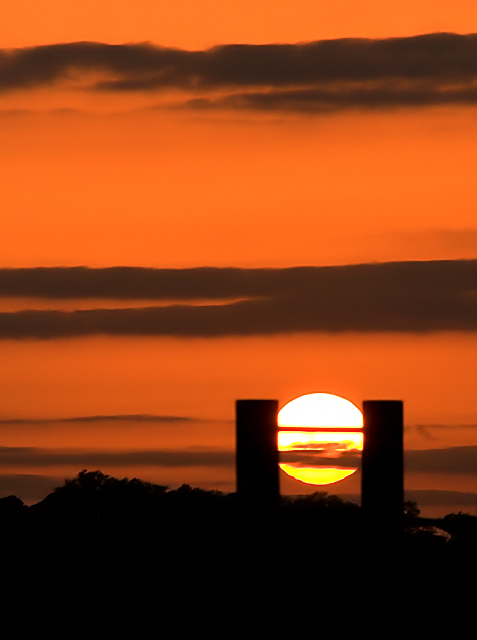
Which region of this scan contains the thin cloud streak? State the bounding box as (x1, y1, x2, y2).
(405, 489, 477, 507)
(3, 34, 477, 112)
(0, 266, 267, 300)
(341, 489, 477, 507)
(0, 414, 210, 426)
(280, 452, 361, 468)
(3, 444, 477, 474)
(414, 423, 477, 441)
(0, 260, 476, 338)
(285, 445, 477, 474)
(188, 84, 477, 113)
(406, 446, 477, 474)
(0, 446, 234, 468)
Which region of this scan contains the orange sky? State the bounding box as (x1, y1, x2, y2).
(3, 1, 477, 48)
(2, 109, 477, 268)
(1, 2, 477, 516)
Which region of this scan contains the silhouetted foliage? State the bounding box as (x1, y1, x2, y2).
(404, 499, 420, 518)
(1, 469, 476, 625)
(0, 494, 27, 516)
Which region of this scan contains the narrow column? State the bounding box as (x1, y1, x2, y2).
(236, 399, 279, 503)
(361, 400, 404, 531)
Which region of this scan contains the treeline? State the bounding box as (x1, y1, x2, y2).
(0, 469, 365, 550)
(2, 469, 476, 552)
(1, 469, 476, 624)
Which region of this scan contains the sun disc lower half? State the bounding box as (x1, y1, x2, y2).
(278, 393, 363, 486)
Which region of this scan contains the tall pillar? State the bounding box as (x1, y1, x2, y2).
(236, 399, 279, 503)
(361, 400, 403, 530)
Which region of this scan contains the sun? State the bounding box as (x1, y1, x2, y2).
(277, 393, 363, 486)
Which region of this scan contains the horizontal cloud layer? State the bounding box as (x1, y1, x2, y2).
(278, 445, 477, 476)
(406, 445, 477, 474)
(2, 443, 477, 475)
(3, 34, 477, 112)
(0, 446, 234, 468)
(404, 489, 477, 507)
(0, 260, 476, 338)
(341, 489, 477, 508)
(0, 414, 203, 426)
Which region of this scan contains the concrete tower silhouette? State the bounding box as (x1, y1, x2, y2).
(235, 396, 404, 535)
(235, 399, 279, 503)
(361, 400, 404, 532)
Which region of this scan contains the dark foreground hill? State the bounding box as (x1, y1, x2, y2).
(1, 470, 476, 629)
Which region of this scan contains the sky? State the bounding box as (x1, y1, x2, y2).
(1, 1, 477, 516)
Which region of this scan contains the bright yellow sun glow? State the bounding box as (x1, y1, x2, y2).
(279, 464, 356, 485)
(278, 393, 363, 429)
(278, 393, 363, 487)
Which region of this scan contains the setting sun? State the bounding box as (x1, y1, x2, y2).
(278, 393, 363, 486)
(279, 464, 356, 485)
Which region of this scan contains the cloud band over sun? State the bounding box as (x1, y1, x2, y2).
(4, 33, 477, 112)
(0, 260, 476, 338)
(1, 443, 477, 475)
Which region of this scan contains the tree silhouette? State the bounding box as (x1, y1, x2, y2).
(404, 500, 420, 518)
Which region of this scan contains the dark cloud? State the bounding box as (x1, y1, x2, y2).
(280, 451, 361, 468)
(412, 423, 477, 441)
(340, 489, 477, 508)
(0, 446, 234, 468)
(404, 489, 477, 507)
(406, 446, 477, 474)
(188, 84, 477, 113)
(0, 260, 476, 338)
(284, 445, 477, 475)
(0, 414, 205, 426)
(3, 34, 477, 112)
(0, 266, 268, 300)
